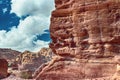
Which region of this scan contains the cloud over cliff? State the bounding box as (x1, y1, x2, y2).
(0, 0, 54, 52)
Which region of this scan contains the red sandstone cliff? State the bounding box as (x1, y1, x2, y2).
(35, 0, 120, 80)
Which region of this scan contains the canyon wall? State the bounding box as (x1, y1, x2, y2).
(50, 0, 120, 58)
(36, 0, 120, 80)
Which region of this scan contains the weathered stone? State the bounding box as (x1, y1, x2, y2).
(0, 59, 8, 79)
(16, 48, 53, 79)
(19, 70, 32, 79)
(36, 0, 120, 80)
(50, 0, 120, 58)
(0, 48, 21, 62)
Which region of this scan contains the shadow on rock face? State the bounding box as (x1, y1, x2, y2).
(0, 58, 8, 79)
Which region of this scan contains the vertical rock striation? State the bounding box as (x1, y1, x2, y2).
(36, 0, 120, 80)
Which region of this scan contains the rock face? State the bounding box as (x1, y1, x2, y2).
(0, 48, 21, 74)
(0, 48, 21, 62)
(0, 59, 8, 79)
(16, 48, 53, 79)
(36, 0, 120, 80)
(50, 0, 120, 58)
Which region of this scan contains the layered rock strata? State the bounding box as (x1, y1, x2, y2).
(36, 0, 120, 80)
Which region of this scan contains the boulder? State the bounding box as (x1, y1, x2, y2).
(0, 59, 8, 79)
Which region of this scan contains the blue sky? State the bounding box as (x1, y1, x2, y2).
(0, 0, 54, 52)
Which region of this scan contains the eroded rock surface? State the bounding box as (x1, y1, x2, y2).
(36, 0, 120, 80)
(0, 59, 8, 79)
(50, 0, 120, 58)
(0, 48, 21, 62)
(15, 48, 53, 79)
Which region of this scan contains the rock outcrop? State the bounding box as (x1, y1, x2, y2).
(15, 48, 53, 79)
(50, 0, 120, 59)
(0, 48, 21, 62)
(36, 0, 120, 80)
(0, 48, 21, 74)
(0, 59, 8, 79)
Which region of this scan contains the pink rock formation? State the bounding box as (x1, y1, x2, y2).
(50, 0, 120, 58)
(0, 48, 21, 62)
(15, 48, 53, 79)
(35, 0, 120, 80)
(0, 59, 8, 79)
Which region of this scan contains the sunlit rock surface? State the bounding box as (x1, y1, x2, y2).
(15, 48, 53, 79)
(35, 0, 120, 80)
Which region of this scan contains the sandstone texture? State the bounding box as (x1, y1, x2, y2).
(15, 48, 53, 79)
(36, 0, 120, 80)
(2, 75, 35, 80)
(50, 0, 120, 59)
(0, 59, 8, 79)
(0, 48, 21, 62)
(0, 48, 21, 70)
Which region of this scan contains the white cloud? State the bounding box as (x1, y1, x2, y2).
(3, 8, 7, 13)
(0, 25, 50, 52)
(0, 0, 55, 52)
(11, 0, 54, 17)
